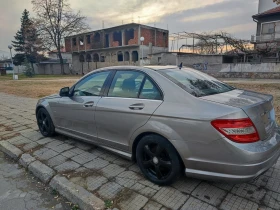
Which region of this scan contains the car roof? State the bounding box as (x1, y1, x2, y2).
(144, 65, 179, 71)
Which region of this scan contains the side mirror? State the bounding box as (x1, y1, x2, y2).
(60, 87, 70, 97)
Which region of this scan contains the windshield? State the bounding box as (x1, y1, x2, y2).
(159, 68, 235, 97)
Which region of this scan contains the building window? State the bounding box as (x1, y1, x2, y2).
(86, 35, 91, 44)
(79, 37, 84, 46)
(124, 52, 130, 61)
(73, 38, 77, 46)
(132, 51, 138, 62)
(117, 51, 123, 62)
(100, 53, 105, 62)
(94, 33, 101, 42)
(93, 53, 99, 62)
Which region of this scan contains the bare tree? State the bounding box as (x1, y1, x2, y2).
(32, 0, 88, 74)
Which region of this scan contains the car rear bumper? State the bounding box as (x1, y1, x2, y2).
(181, 126, 280, 182)
(184, 146, 280, 182)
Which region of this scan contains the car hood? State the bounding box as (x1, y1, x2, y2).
(200, 89, 272, 108)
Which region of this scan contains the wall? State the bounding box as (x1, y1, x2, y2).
(36, 63, 70, 75)
(221, 63, 280, 72)
(72, 47, 140, 74)
(150, 53, 223, 72)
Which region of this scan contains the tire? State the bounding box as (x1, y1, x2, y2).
(136, 134, 182, 185)
(36, 108, 55, 137)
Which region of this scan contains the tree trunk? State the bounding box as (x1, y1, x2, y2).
(57, 42, 65, 75)
(31, 62, 35, 74)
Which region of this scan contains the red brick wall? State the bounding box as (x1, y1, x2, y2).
(141, 28, 155, 46)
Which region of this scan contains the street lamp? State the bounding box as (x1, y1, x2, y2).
(140, 37, 144, 66)
(8, 45, 15, 80)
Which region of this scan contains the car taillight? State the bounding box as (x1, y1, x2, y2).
(211, 118, 260, 143)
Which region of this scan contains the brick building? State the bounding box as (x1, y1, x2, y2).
(64, 23, 169, 74)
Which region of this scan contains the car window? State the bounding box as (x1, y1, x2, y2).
(73, 71, 110, 96)
(108, 71, 145, 98)
(159, 68, 235, 97)
(139, 78, 162, 100)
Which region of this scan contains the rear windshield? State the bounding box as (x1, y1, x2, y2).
(159, 68, 235, 97)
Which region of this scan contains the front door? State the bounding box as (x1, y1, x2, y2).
(95, 70, 163, 151)
(56, 71, 111, 141)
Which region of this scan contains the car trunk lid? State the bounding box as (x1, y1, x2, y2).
(201, 89, 276, 140)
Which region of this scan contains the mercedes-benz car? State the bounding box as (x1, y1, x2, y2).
(36, 66, 280, 185)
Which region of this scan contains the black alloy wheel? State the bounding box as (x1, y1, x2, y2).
(36, 108, 55, 137)
(136, 134, 182, 185)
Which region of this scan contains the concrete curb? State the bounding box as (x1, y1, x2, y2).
(0, 141, 23, 160)
(0, 140, 105, 210)
(50, 175, 105, 210)
(28, 160, 55, 184)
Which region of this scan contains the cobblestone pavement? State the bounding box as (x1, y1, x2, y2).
(1, 92, 280, 210)
(0, 151, 70, 210)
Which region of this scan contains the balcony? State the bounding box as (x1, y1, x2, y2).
(251, 33, 280, 43)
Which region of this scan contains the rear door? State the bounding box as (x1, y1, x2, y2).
(95, 70, 163, 151)
(56, 71, 111, 141)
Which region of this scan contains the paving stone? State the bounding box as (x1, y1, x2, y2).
(52, 143, 74, 153)
(113, 157, 133, 167)
(19, 153, 36, 168)
(75, 142, 92, 151)
(50, 175, 104, 210)
(100, 164, 126, 179)
(118, 191, 148, 210)
(263, 191, 280, 210)
(71, 152, 96, 164)
(181, 197, 218, 210)
(61, 148, 84, 158)
(172, 178, 201, 194)
(115, 171, 142, 188)
(212, 182, 235, 191)
(90, 147, 106, 156)
(8, 136, 32, 146)
(54, 161, 80, 172)
(33, 148, 59, 160)
(129, 164, 141, 173)
(220, 194, 259, 210)
(46, 140, 65, 150)
(47, 155, 68, 167)
(138, 179, 161, 191)
(153, 187, 189, 210)
(97, 182, 123, 199)
(231, 183, 266, 203)
(86, 175, 108, 191)
(69, 177, 86, 188)
(191, 182, 227, 206)
(21, 131, 43, 141)
(28, 160, 55, 183)
(23, 142, 39, 151)
(83, 158, 109, 170)
(98, 152, 119, 162)
(13, 126, 29, 132)
(143, 200, 162, 210)
(37, 137, 54, 145)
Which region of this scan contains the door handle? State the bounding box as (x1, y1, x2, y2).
(129, 103, 145, 110)
(83, 101, 94, 107)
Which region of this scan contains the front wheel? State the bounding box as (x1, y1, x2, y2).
(136, 134, 182, 185)
(36, 108, 55, 137)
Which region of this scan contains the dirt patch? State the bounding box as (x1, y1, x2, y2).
(0, 124, 13, 132)
(0, 80, 76, 98)
(0, 133, 20, 141)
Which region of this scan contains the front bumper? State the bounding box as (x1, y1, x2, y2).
(181, 126, 280, 182)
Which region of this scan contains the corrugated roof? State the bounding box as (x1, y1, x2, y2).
(253, 6, 280, 18)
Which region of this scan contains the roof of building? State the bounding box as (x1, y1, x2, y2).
(65, 23, 168, 38)
(253, 5, 280, 18)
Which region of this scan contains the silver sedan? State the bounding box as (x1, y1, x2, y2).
(36, 66, 280, 185)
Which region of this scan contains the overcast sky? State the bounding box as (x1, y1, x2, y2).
(0, 0, 270, 57)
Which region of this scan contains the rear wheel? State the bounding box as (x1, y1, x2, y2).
(136, 134, 182, 185)
(36, 108, 55, 137)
